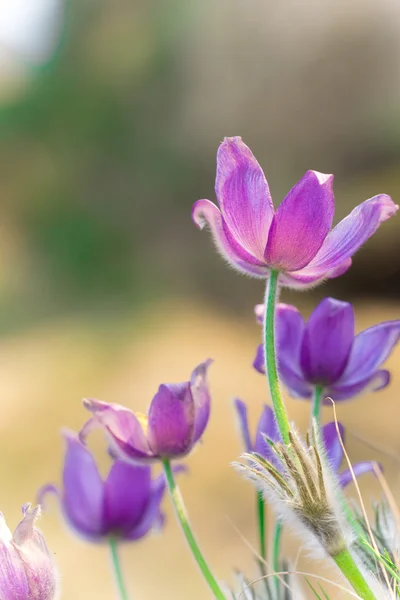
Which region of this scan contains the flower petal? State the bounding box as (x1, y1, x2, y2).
(264, 171, 334, 271)
(61, 431, 105, 538)
(192, 199, 269, 277)
(83, 398, 153, 462)
(124, 473, 167, 541)
(190, 359, 212, 443)
(148, 383, 195, 457)
(215, 137, 274, 258)
(300, 298, 354, 385)
(254, 405, 281, 456)
(288, 194, 398, 279)
(278, 258, 352, 289)
(234, 399, 252, 452)
(337, 321, 400, 386)
(339, 462, 380, 488)
(329, 370, 390, 401)
(276, 303, 305, 377)
(322, 422, 344, 474)
(104, 462, 151, 536)
(253, 344, 313, 399)
(0, 514, 29, 597)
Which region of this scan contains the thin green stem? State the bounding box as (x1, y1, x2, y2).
(332, 548, 376, 600)
(272, 520, 283, 600)
(264, 270, 291, 445)
(257, 491, 266, 560)
(162, 459, 226, 600)
(109, 537, 129, 600)
(312, 385, 324, 424)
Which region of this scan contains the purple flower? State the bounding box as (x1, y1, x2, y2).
(38, 431, 168, 543)
(192, 137, 397, 288)
(82, 360, 212, 463)
(234, 401, 375, 487)
(0, 504, 58, 600)
(254, 298, 400, 401)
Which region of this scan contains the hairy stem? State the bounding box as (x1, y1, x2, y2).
(333, 548, 377, 600)
(162, 459, 226, 599)
(312, 385, 324, 424)
(273, 520, 283, 600)
(109, 537, 129, 600)
(257, 491, 266, 560)
(264, 270, 291, 445)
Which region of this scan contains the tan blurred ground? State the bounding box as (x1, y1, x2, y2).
(0, 298, 399, 599)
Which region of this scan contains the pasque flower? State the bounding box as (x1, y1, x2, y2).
(82, 360, 212, 463)
(234, 401, 376, 487)
(192, 137, 398, 288)
(253, 298, 400, 401)
(0, 503, 58, 600)
(38, 431, 168, 542)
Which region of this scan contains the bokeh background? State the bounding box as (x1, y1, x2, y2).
(0, 0, 399, 598)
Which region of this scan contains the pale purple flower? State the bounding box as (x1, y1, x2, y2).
(38, 431, 168, 543)
(81, 360, 212, 463)
(235, 401, 375, 487)
(253, 298, 400, 401)
(0, 503, 58, 600)
(192, 137, 398, 288)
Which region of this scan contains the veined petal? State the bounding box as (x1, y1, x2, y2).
(300, 298, 354, 385)
(192, 199, 269, 277)
(215, 137, 274, 258)
(278, 258, 352, 289)
(190, 359, 212, 443)
(264, 171, 334, 271)
(337, 321, 400, 386)
(254, 405, 281, 457)
(339, 462, 379, 488)
(322, 422, 344, 474)
(329, 370, 390, 401)
(0, 529, 29, 597)
(234, 399, 252, 452)
(276, 303, 305, 378)
(288, 194, 398, 278)
(148, 383, 195, 457)
(253, 344, 313, 399)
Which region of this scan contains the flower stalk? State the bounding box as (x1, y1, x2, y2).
(162, 459, 226, 600)
(332, 548, 376, 600)
(312, 385, 324, 424)
(272, 520, 283, 600)
(109, 537, 129, 600)
(256, 491, 266, 560)
(263, 269, 291, 445)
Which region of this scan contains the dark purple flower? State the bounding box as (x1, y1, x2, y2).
(38, 431, 168, 543)
(254, 298, 400, 401)
(234, 401, 375, 487)
(192, 137, 397, 289)
(81, 360, 212, 463)
(0, 504, 58, 600)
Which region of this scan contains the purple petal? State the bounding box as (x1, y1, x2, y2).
(337, 321, 400, 386)
(322, 422, 344, 473)
(264, 171, 334, 271)
(192, 199, 269, 277)
(300, 298, 354, 385)
(62, 431, 105, 538)
(278, 257, 352, 289)
(148, 383, 195, 457)
(253, 344, 265, 374)
(286, 194, 398, 280)
(339, 461, 380, 488)
(254, 304, 264, 324)
(329, 370, 390, 401)
(190, 359, 213, 443)
(124, 473, 167, 541)
(0, 523, 29, 597)
(104, 462, 151, 536)
(234, 399, 253, 452)
(83, 398, 154, 462)
(276, 303, 305, 377)
(215, 137, 274, 259)
(254, 405, 281, 454)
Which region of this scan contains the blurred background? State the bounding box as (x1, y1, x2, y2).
(0, 0, 399, 598)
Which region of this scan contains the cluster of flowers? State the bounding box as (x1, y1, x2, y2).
(1, 137, 399, 600)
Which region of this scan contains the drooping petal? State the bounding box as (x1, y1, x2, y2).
(253, 344, 265, 374)
(254, 405, 281, 461)
(286, 194, 398, 280)
(148, 383, 195, 457)
(300, 298, 354, 385)
(104, 462, 151, 536)
(234, 399, 252, 452)
(61, 431, 105, 538)
(215, 137, 274, 258)
(278, 258, 352, 289)
(322, 422, 344, 474)
(337, 321, 400, 386)
(83, 398, 154, 462)
(329, 370, 390, 402)
(339, 462, 380, 488)
(190, 359, 213, 443)
(253, 344, 313, 399)
(192, 199, 269, 277)
(276, 303, 305, 377)
(264, 171, 334, 271)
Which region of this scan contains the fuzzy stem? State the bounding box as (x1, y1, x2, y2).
(162, 459, 226, 599)
(312, 385, 324, 424)
(257, 491, 266, 560)
(264, 270, 291, 445)
(333, 548, 377, 600)
(272, 520, 283, 600)
(109, 537, 129, 600)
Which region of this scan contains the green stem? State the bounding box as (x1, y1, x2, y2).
(312, 385, 324, 424)
(162, 459, 226, 600)
(264, 270, 291, 445)
(272, 520, 283, 600)
(257, 491, 266, 560)
(109, 537, 129, 600)
(333, 548, 376, 600)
